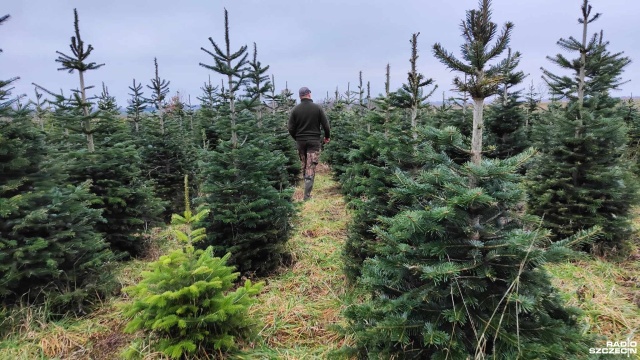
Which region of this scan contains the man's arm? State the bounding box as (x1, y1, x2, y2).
(319, 108, 330, 140)
(287, 110, 297, 139)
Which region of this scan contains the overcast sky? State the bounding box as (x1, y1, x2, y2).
(1, 0, 638, 107)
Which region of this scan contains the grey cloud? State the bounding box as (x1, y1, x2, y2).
(2, 0, 638, 104)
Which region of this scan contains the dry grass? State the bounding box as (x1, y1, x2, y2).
(0, 298, 133, 360)
(547, 245, 640, 347)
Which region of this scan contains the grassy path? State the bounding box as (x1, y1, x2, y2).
(236, 163, 353, 359)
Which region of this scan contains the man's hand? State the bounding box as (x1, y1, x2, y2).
(324, 137, 330, 144)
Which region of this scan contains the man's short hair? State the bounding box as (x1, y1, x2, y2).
(299, 87, 311, 97)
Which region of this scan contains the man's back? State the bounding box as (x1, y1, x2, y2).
(288, 98, 330, 141)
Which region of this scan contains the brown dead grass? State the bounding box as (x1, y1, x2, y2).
(31, 302, 133, 360)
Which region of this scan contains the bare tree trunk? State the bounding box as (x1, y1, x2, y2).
(471, 98, 484, 165)
(256, 80, 263, 128)
(271, 75, 277, 116)
(366, 81, 371, 133)
(573, 0, 590, 170)
(188, 95, 194, 131)
(384, 63, 390, 138)
(410, 107, 418, 141)
(79, 71, 94, 152)
(158, 103, 165, 135)
(228, 73, 237, 146)
(462, 74, 468, 120)
(577, 9, 588, 114)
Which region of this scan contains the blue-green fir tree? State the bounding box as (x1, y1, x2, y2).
(341, 1, 596, 357)
(138, 59, 196, 220)
(527, 0, 637, 252)
(126, 78, 147, 133)
(44, 10, 164, 257)
(199, 111, 295, 275)
(198, 9, 295, 275)
(242, 43, 300, 187)
(339, 108, 418, 283)
(433, 0, 515, 166)
(341, 131, 596, 359)
(53, 8, 105, 153)
(321, 101, 360, 180)
(620, 97, 640, 174)
(337, 59, 425, 283)
(0, 31, 115, 311)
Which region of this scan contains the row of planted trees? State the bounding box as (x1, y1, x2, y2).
(1, 7, 300, 353)
(323, 0, 639, 358)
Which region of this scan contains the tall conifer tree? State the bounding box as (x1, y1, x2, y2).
(97, 82, 119, 115)
(243, 43, 271, 128)
(147, 58, 170, 134)
(433, 0, 514, 165)
(404, 33, 437, 140)
(126, 79, 147, 133)
(198, 9, 295, 275)
(199, 8, 248, 147)
(485, 48, 529, 159)
(1, 17, 114, 310)
(42, 11, 164, 257)
(528, 0, 636, 251)
(195, 77, 221, 149)
(55, 8, 104, 152)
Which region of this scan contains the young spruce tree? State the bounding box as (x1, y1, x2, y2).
(433, 0, 514, 165)
(138, 59, 195, 219)
(338, 51, 430, 282)
(46, 9, 163, 257)
(484, 48, 529, 159)
(123, 176, 262, 359)
(527, 0, 636, 252)
(126, 79, 147, 133)
(198, 9, 295, 275)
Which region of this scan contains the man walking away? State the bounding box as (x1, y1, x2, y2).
(288, 86, 330, 201)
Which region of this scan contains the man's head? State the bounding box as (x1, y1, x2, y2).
(299, 86, 311, 99)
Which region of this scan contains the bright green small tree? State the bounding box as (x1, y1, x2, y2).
(123, 176, 262, 359)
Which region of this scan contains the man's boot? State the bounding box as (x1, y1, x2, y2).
(303, 176, 314, 201)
